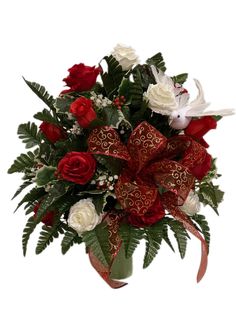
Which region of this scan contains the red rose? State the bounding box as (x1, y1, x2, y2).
(39, 122, 66, 143)
(188, 152, 212, 181)
(185, 116, 217, 148)
(62, 63, 100, 94)
(128, 195, 165, 227)
(70, 96, 96, 128)
(57, 151, 96, 185)
(33, 202, 56, 226)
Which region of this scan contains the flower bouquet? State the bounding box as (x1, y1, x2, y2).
(8, 44, 233, 288)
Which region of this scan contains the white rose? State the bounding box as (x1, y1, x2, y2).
(68, 198, 101, 235)
(111, 43, 139, 71)
(180, 190, 201, 216)
(145, 72, 178, 115)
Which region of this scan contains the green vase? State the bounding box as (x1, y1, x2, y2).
(110, 244, 133, 280)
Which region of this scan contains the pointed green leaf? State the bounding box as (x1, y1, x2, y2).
(12, 180, 33, 200)
(8, 151, 37, 174)
(34, 109, 58, 125)
(83, 222, 111, 267)
(119, 224, 144, 259)
(168, 219, 188, 259)
(192, 214, 210, 250)
(23, 78, 55, 110)
(146, 52, 166, 72)
(17, 122, 41, 148)
(61, 228, 82, 254)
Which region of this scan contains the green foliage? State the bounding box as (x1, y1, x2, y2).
(130, 68, 144, 108)
(23, 78, 55, 110)
(162, 221, 175, 252)
(22, 216, 37, 256)
(12, 180, 33, 200)
(17, 122, 41, 148)
(34, 109, 58, 125)
(143, 221, 164, 268)
(118, 77, 132, 102)
(8, 151, 37, 174)
(198, 182, 224, 215)
(35, 165, 56, 186)
(92, 193, 109, 215)
(100, 55, 125, 98)
(83, 222, 111, 267)
(146, 52, 166, 72)
(61, 228, 82, 254)
(119, 224, 144, 259)
(167, 219, 189, 259)
(102, 105, 129, 128)
(54, 96, 74, 113)
(16, 187, 46, 211)
(192, 214, 210, 250)
(172, 73, 188, 85)
(36, 221, 64, 254)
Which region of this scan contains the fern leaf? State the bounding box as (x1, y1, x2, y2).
(61, 228, 82, 254)
(83, 223, 111, 267)
(23, 78, 55, 110)
(130, 69, 143, 108)
(17, 122, 42, 148)
(192, 214, 210, 250)
(119, 224, 144, 258)
(143, 222, 163, 268)
(36, 222, 64, 254)
(8, 151, 37, 174)
(15, 187, 46, 211)
(11, 180, 33, 200)
(101, 55, 124, 98)
(162, 222, 175, 252)
(168, 219, 188, 259)
(34, 108, 58, 125)
(146, 52, 166, 72)
(22, 216, 37, 256)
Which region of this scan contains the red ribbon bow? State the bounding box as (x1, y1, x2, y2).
(88, 121, 209, 287)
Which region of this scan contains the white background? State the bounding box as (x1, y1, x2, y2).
(0, 0, 236, 313)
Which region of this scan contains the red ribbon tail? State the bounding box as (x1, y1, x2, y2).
(88, 249, 127, 289)
(172, 211, 208, 282)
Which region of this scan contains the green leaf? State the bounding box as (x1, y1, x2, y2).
(12, 180, 33, 200)
(172, 73, 188, 85)
(83, 222, 111, 267)
(119, 224, 144, 259)
(143, 221, 163, 268)
(22, 216, 37, 256)
(192, 214, 210, 250)
(36, 221, 64, 254)
(61, 228, 82, 254)
(54, 96, 74, 113)
(198, 182, 224, 215)
(35, 166, 56, 186)
(146, 52, 166, 72)
(8, 151, 37, 174)
(130, 68, 144, 108)
(16, 187, 46, 211)
(23, 78, 55, 110)
(168, 219, 188, 259)
(34, 109, 58, 125)
(162, 221, 175, 252)
(17, 122, 41, 148)
(100, 55, 125, 98)
(118, 77, 132, 101)
(92, 193, 108, 215)
(102, 104, 130, 129)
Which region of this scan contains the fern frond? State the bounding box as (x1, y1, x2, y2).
(23, 78, 55, 110)
(83, 223, 111, 267)
(146, 52, 166, 72)
(36, 222, 64, 254)
(8, 151, 37, 174)
(168, 219, 188, 259)
(143, 222, 163, 268)
(34, 109, 58, 125)
(15, 187, 46, 211)
(12, 180, 33, 200)
(119, 224, 144, 258)
(17, 122, 42, 149)
(61, 228, 82, 254)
